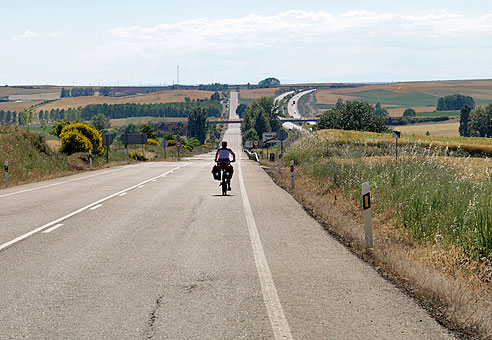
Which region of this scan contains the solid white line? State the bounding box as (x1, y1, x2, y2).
(89, 204, 103, 210)
(238, 163, 294, 340)
(0, 164, 139, 198)
(0, 163, 190, 252)
(137, 185, 145, 188)
(41, 224, 64, 234)
(118, 192, 128, 197)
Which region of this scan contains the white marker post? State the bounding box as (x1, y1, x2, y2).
(89, 150, 93, 171)
(278, 154, 282, 173)
(290, 160, 295, 189)
(362, 181, 373, 248)
(4, 161, 9, 188)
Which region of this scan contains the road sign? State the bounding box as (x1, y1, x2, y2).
(253, 140, 259, 147)
(392, 130, 401, 139)
(161, 140, 169, 148)
(176, 141, 182, 147)
(102, 134, 113, 146)
(262, 132, 280, 144)
(245, 140, 253, 148)
(276, 130, 288, 141)
(176, 135, 182, 142)
(122, 133, 148, 145)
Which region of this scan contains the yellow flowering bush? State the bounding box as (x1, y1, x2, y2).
(147, 138, 159, 146)
(59, 122, 104, 155)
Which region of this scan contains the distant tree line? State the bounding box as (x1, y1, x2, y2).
(258, 77, 280, 88)
(198, 83, 228, 91)
(61, 87, 96, 98)
(437, 94, 475, 111)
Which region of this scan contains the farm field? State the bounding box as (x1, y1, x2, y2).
(0, 100, 44, 112)
(396, 121, 459, 137)
(239, 87, 280, 99)
(314, 79, 492, 116)
(37, 90, 214, 112)
(0, 86, 60, 97)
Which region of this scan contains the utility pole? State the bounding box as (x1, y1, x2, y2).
(177, 65, 179, 85)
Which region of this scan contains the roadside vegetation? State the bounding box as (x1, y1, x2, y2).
(266, 129, 492, 339)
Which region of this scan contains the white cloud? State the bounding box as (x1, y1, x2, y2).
(15, 30, 40, 40)
(49, 31, 64, 38)
(108, 10, 492, 56)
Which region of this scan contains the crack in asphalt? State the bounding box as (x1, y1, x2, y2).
(145, 295, 165, 340)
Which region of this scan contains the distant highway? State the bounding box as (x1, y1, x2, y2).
(287, 89, 316, 119)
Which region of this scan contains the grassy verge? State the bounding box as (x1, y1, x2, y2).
(264, 131, 492, 339)
(0, 125, 211, 188)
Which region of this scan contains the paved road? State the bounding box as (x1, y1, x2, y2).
(0, 94, 457, 339)
(287, 89, 316, 119)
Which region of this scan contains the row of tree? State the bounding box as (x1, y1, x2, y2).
(198, 83, 228, 91)
(61, 87, 96, 98)
(437, 94, 475, 111)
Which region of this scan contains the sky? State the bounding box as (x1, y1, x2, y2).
(2, 0, 492, 86)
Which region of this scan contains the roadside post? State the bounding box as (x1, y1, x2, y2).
(4, 161, 8, 188)
(161, 140, 168, 159)
(362, 181, 374, 248)
(89, 150, 93, 170)
(278, 153, 282, 173)
(392, 130, 401, 161)
(176, 136, 182, 160)
(290, 160, 295, 189)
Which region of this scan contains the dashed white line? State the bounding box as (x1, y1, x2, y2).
(89, 204, 103, 210)
(238, 162, 294, 340)
(0, 163, 190, 252)
(42, 224, 64, 234)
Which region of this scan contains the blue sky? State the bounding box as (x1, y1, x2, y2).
(2, 0, 492, 85)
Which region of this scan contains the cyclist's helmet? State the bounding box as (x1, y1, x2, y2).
(222, 141, 227, 148)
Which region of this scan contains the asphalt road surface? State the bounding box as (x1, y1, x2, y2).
(287, 89, 316, 119)
(0, 95, 457, 339)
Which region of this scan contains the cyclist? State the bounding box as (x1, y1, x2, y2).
(215, 141, 236, 190)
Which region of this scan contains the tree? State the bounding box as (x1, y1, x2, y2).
(99, 87, 113, 96)
(374, 102, 389, 116)
(51, 120, 71, 137)
(236, 103, 247, 117)
(139, 123, 157, 140)
(124, 123, 139, 134)
(91, 113, 111, 131)
(258, 77, 280, 88)
(459, 104, 472, 137)
(403, 108, 416, 117)
(243, 128, 259, 141)
(436, 94, 475, 111)
(20, 107, 34, 129)
(469, 104, 492, 137)
(241, 96, 279, 137)
(316, 101, 388, 133)
(187, 107, 207, 144)
(210, 91, 220, 101)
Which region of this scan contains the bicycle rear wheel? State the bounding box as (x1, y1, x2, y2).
(221, 179, 227, 196)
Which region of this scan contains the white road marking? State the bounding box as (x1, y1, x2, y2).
(118, 192, 128, 197)
(0, 163, 190, 252)
(238, 163, 294, 340)
(0, 164, 142, 198)
(41, 224, 64, 234)
(89, 204, 103, 210)
(137, 185, 145, 188)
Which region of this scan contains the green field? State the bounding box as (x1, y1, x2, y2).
(415, 110, 460, 117)
(347, 89, 439, 107)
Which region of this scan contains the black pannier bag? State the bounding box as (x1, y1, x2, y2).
(212, 165, 221, 180)
(224, 164, 234, 179)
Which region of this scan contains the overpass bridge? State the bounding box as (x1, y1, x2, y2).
(208, 118, 319, 124)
